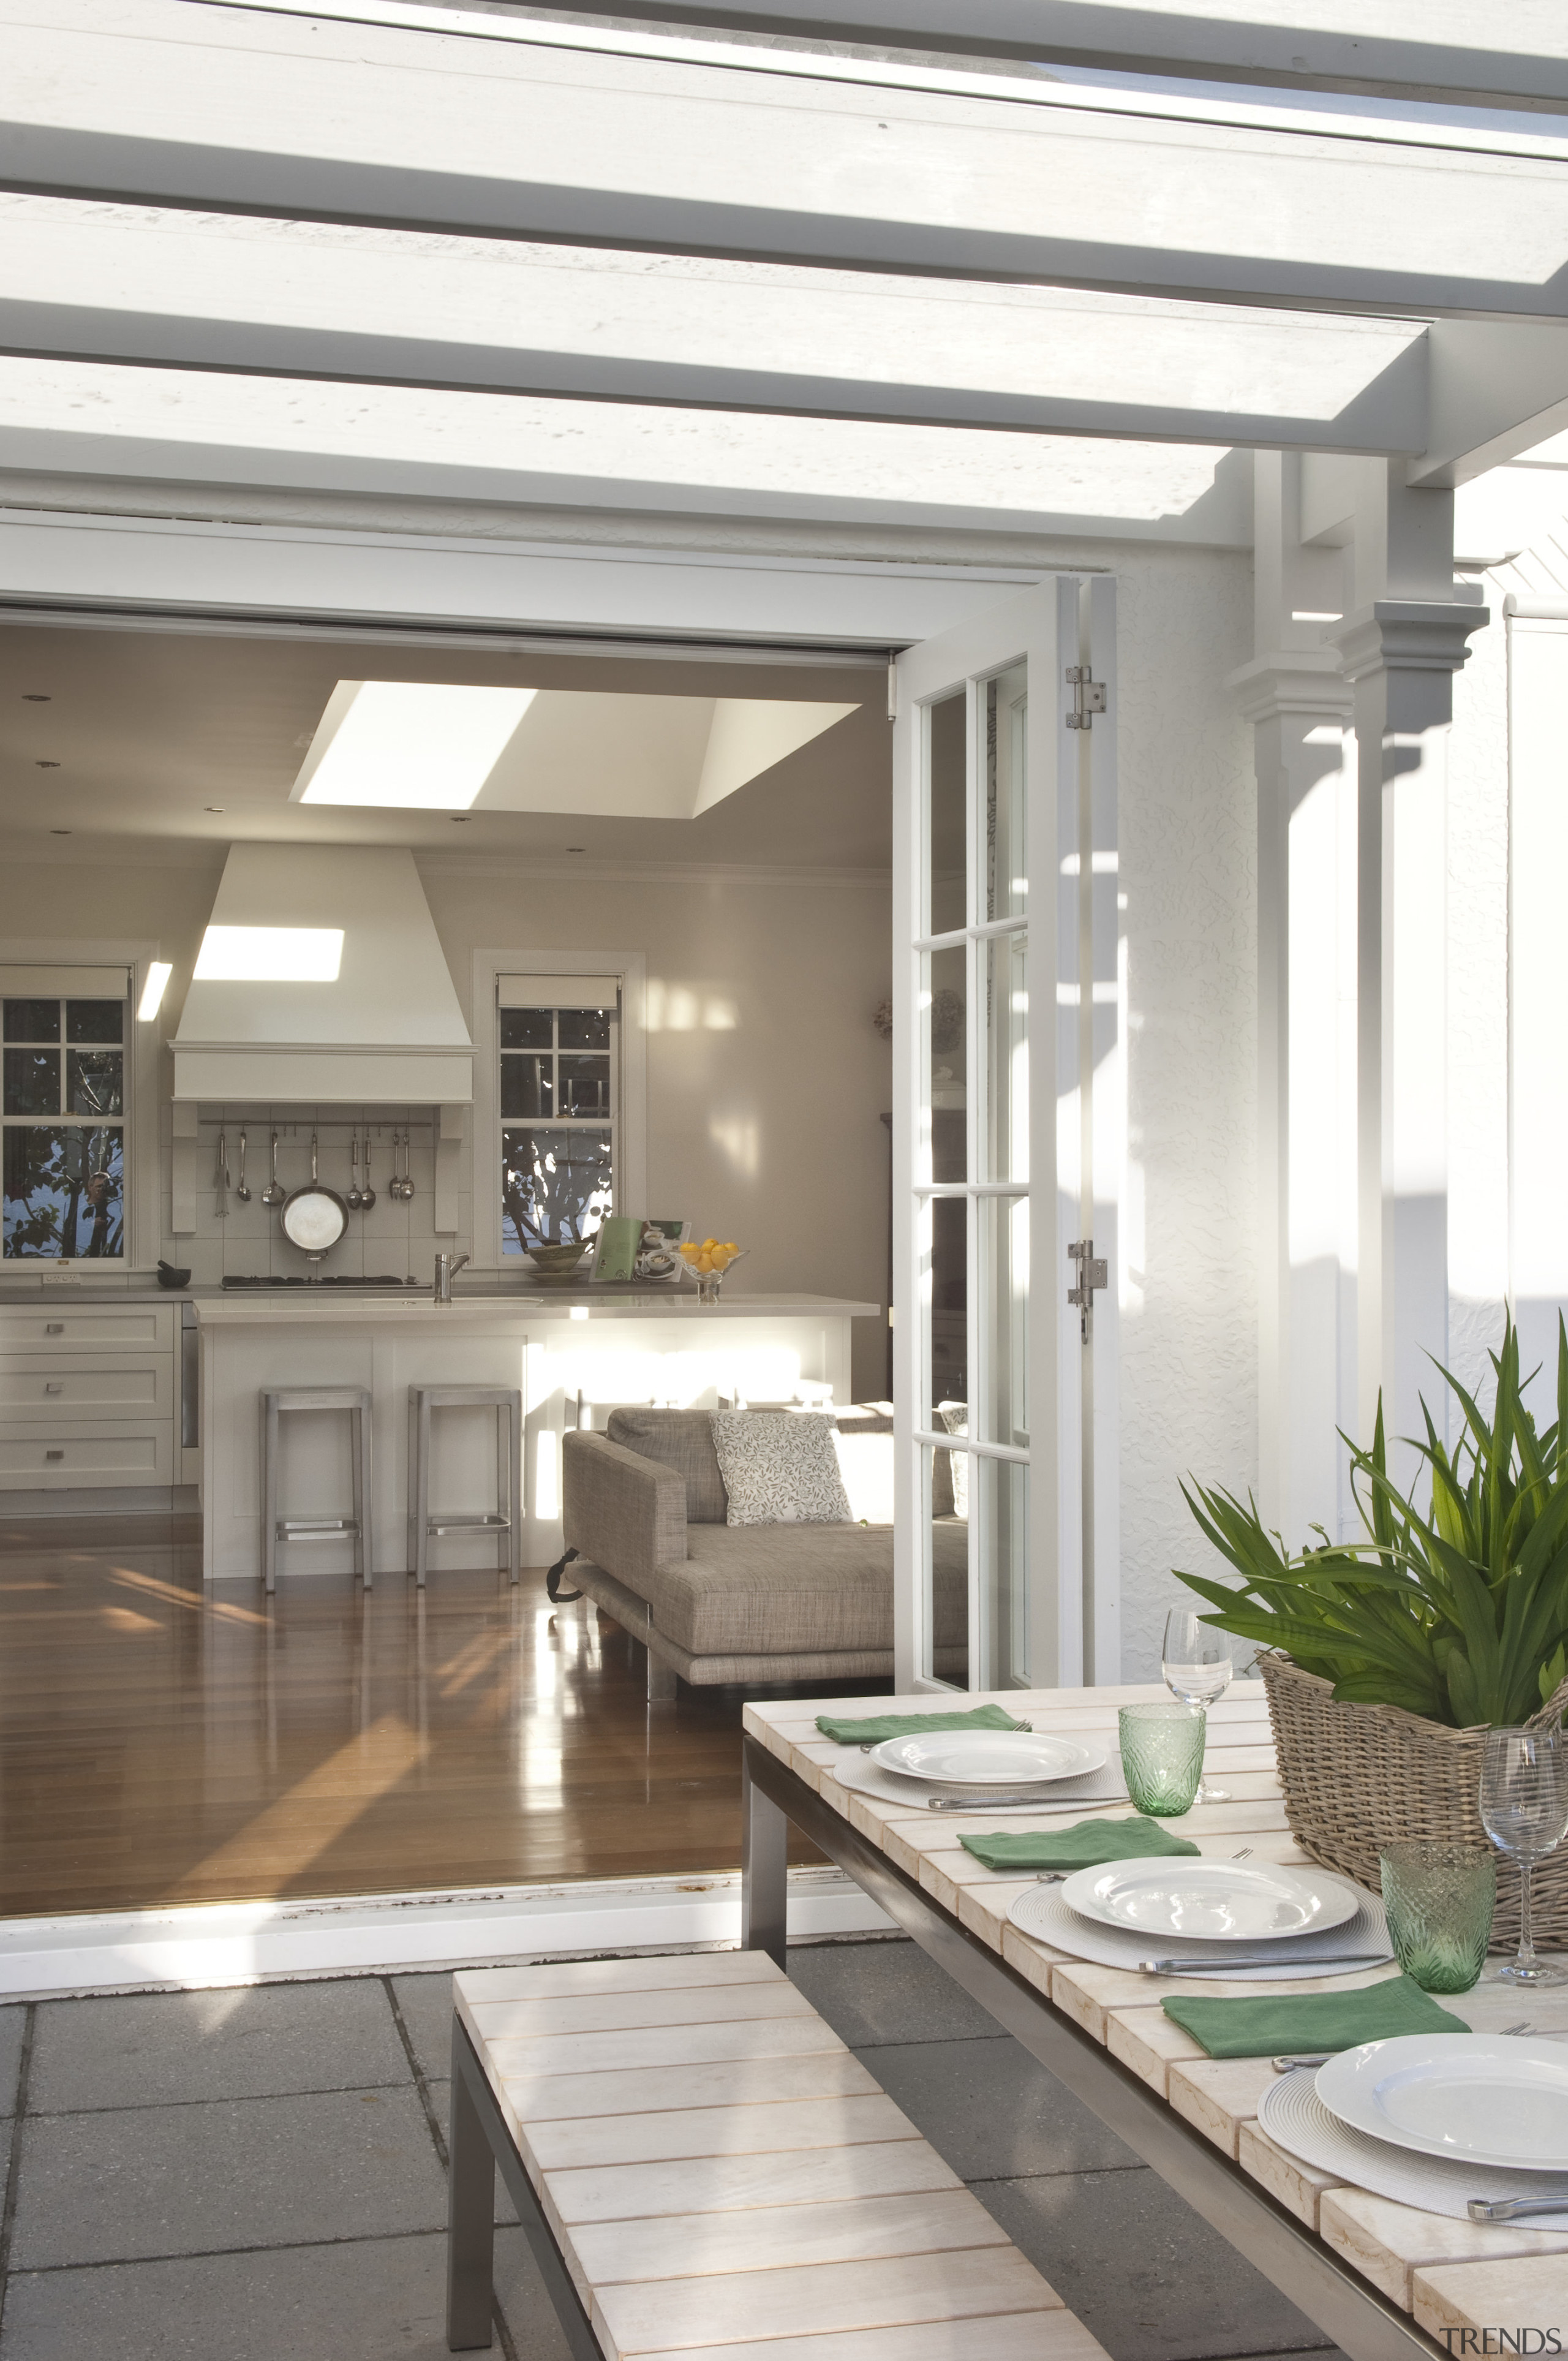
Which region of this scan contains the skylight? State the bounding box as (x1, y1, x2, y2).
(294, 681, 537, 810)
(192, 927, 345, 982)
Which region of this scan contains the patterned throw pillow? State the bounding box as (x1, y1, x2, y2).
(709, 1410, 853, 1527)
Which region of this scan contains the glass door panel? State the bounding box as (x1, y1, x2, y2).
(921, 945, 967, 1184)
(978, 1193, 1028, 1450)
(976, 1456, 1029, 1690)
(924, 1195, 968, 1426)
(921, 1441, 970, 1687)
(926, 690, 968, 937)
(986, 663, 1028, 922)
(982, 929, 1028, 1183)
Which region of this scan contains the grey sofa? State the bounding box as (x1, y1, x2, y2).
(552, 1407, 967, 1697)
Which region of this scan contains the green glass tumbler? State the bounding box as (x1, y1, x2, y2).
(1379, 1842, 1496, 1995)
(1118, 1702, 1206, 1816)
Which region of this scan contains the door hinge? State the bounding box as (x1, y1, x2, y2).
(1068, 1238, 1109, 1337)
(1066, 665, 1106, 730)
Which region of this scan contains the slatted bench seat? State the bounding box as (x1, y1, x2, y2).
(445, 1948, 1111, 2361)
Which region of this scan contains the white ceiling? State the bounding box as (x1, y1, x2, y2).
(0, 622, 891, 871)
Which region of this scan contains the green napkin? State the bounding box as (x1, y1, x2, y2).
(1163, 1973, 1471, 2060)
(959, 1816, 1202, 1873)
(816, 1703, 1028, 1743)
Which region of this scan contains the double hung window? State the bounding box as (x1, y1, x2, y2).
(2, 970, 130, 1260)
(497, 975, 619, 1254)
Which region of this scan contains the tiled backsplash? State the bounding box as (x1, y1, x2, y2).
(161, 1108, 472, 1285)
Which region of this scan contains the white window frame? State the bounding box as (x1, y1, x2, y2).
(0, 939, 164, 1272)
(472, 948, 647, 1269)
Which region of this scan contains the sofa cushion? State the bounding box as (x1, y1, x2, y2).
(635, 1518, 968, 1658)
(605, 1407, 727, 1524)
(710, 1410, 851, 1527)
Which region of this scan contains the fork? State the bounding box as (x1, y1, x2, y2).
(1274, 2020, 1544, 2073)
(1038, 1843, 1254, 1887)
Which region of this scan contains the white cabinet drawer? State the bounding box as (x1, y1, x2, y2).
(0, 1425, 174, 1487)
(0, 1305, 175, 1353)
(0, 1356, 167, 1418)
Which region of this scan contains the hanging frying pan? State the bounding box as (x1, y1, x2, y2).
(280, 1131, 348, 1267)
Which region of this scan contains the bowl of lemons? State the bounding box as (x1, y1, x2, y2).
(679, 1238, 744, 1304)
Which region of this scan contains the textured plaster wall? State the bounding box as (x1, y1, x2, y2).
(1445, 584, 1510, 1420)
(1110, 548, 1259, 1679)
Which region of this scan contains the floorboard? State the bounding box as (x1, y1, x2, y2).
(0, 1515, 860, 1916)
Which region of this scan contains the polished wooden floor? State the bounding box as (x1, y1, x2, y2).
(0, 1515, 870, 1917)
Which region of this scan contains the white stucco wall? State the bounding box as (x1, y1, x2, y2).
(1109, 549, 1258, 1678)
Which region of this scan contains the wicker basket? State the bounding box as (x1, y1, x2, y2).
(1258, 1650, 1568, 1949)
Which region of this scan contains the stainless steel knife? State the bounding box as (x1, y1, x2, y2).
(1136, 1951, 1393, 1976)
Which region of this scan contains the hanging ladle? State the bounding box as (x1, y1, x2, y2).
(235, 1128, 251, 1203)
(398, 1129, 415, 1201)
(347, 1132, 363, 1211)
(359, 1130, 377, 1212)
(261, 1130, 287, 1207)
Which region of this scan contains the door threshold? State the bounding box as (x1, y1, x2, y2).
(0, 1868, 893, 2001)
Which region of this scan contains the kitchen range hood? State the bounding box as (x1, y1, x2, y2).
(172, 845, 472, 1103)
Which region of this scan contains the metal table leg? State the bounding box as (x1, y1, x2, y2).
(740, 1746, 789, 1967)
(446, 2023, 497, 2351)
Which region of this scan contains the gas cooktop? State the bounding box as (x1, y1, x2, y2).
(221, 1275, 417, 1290)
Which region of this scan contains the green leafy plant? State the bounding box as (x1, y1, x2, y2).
(1177, 1316, 1568, 1729)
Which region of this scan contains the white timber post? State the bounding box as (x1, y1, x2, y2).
(1231, 455, 1354, 1545)
(1328, 463, 1487, 1485)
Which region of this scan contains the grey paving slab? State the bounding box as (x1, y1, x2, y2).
(29, 1982, 411, 2114)
(10, 2087, 448, 2270)
(858, 2033, 1144, 2179)
(389, 1972, 455, 2088)
(974, 2168, 1341, 2361)
(788, 1935, 998, 2046)
(0, 2227, 568, 2361)
(0, 2008, 26, 2119)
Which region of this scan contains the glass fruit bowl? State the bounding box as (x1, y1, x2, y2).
(679, 1239, 745, 1305)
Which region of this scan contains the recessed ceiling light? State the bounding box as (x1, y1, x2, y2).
(36, 759, 59, 769)
(450, 815, 470, 824)
(567, 846, 586, 853)
(22, 693, 50, 703)
(193, 925, 345, 983)
(295, 681, 536, 809)
(49, 828, 70, 836)
(206, 806, 225, 813)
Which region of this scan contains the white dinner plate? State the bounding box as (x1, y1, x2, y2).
(869, 1730, 1107, 1786)
(1316, 2034, 1568, 2172)
(1058, 1857, 1360, 1942)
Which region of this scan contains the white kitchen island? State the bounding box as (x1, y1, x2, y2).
(194, 1289, 879, 1581)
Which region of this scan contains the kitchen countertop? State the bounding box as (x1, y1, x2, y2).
(194, 1290, 880, 1324)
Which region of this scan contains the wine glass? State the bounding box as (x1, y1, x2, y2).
(1480, 1726, 1568, 1985)
(1161, 1608, 1232, 1804)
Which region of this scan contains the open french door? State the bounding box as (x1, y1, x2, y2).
(892, 578, 1120, 1693)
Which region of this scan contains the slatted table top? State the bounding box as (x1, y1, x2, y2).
(744, 1679, 1568, 2351)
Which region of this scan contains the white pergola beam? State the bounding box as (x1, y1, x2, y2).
(0, 198, 1430, 454)
(1412, 321, 1568, 486)
(0, 356, 1250, 540)
(2, 4, 1567, 320)
(546, 0, 1568, 112)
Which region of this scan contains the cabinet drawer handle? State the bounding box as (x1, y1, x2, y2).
(44, 1382, 63, 1396)
(45, 1322, 64, 1335)
(45, 1448, 64, 1461)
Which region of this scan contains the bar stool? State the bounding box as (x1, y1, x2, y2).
(261, 1386, 374, 1593)
(407, 1386, 522, 1586)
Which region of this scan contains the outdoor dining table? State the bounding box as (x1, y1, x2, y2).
(740, 1679, 1568, 2361)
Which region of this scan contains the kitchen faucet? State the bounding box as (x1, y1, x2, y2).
(433, 1252, 470, 1303)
